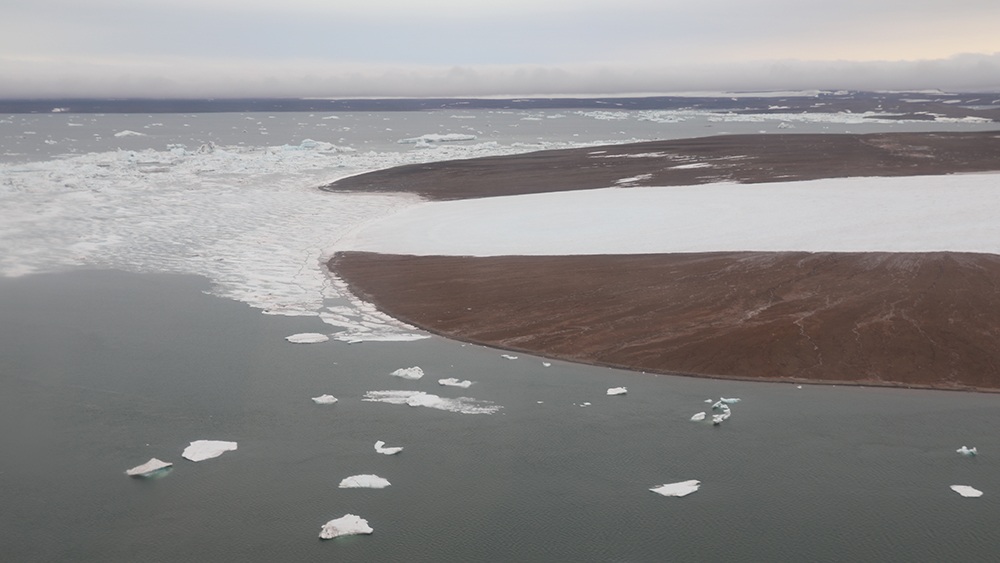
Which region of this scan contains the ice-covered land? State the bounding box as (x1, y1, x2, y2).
(125, 458, 173, 477)
(950, 485, 984, 497)
(346, 174, 1000, 257)
(311, 394, 338, 404)
(319, 514, 373, 539)
(439, 378, 473, 388)
(363, 390, 502, 415)
(650, 480, 701, 497)
(339, 474, 391, 489)
(607, 387, 627, 395)
(374, 440, 403, 455)
(286, 333, 329, 344)
(392, 366, 424, 380)
(181, 440, 238, 462)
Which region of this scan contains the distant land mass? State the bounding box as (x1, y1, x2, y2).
(1, 91, 998, 122)
(329, 130, 1000, 391)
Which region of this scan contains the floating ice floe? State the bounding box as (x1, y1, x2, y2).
(542, 362, 552, 367)
(339, 474, 391, 489)
(392, 366, 424, 380)
(607, 387, 627, 396)
(285, 333, 329, 344)
(312, 394, 338, 404)
(374, 440, 403, 455)
(957, 446, 978, 456)
(690, 412, 706, 422)
(501, 354, 518, 360)
(398, 133, 477, 144)
(439, 378, 473, 388)
(182, 440, 238, 462)
(650, 480, 701, 497)
(363, 390, 502, 415)
(125, 458, 173, 477)
(950, 485, 983, 498)
(113, 130, 145, 137)
(332, 331, 429, 343)
(319, 514, 373, 539)
(704, 399, 713, 403)
(719, 397, 741, 404)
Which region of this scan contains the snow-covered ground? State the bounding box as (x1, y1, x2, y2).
(345, 173, 1000, 256)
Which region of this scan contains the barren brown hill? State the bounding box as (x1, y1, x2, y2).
(332, 251, 1000, 390)
(322, 131, 1000, 201)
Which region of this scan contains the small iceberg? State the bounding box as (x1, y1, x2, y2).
(363, 390, 502, 415)
(719, 397, 741, 404)
(607, 387, 627, 396)
(957, 446, 978, 456)
(339, 474, 391, 489)
(392, 366, 424, 380)
(650, 480, 701, 497)
(374, 440, 403, 455)
(182, 440, 238, 462)
(439, 378, 473, 388)
(286, 332, 329, 344)
(311, 394, 338, 404)
(542, 362, 552, 367)
(125, 458, 173, 477)
(950, 485, 983, 498)
(501, 354, 518, 360)
(319, 514, 373, 539)
(690, 412, 706, 422)
(114, 130, 146, 137)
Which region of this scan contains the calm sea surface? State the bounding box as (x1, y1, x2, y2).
(2, 270, 1000, 563)
(3, 110, 1000, 562)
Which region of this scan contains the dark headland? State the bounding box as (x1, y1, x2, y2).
(327, 129, 1000, 390)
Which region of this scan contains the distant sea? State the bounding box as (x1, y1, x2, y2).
(2, 107, 1000, 562)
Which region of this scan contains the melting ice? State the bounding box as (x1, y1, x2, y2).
(319, 514, 373, 539)
(363, 390, 502, 415)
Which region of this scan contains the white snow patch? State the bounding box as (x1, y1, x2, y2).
(125, 458, 172, 477)
(950, 485, 983, 497)
(374, 440, 403, 455)
(312, 394, 338, 404)
(391, 366, 424, 380)
(363, 390, 502, 415)
(286, 332, 329, 344)
(182, 440, 237, 462)
(319, 514, 373, 539)
(607, 387, 627, 395)
(339, 474, 391, 489)
(439, 377, 473, 388)
(650, 480, 701, 497)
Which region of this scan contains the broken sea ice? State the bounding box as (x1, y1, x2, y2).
(391, 366, 424, 380)
(182, 440, 238, 462)
(690, 412, 707, 422)
(438, 378, 473, 388)
(950, 485, 983, 497)
(339, 474, 391, 489)
(125, 458, 173, 477)
(650, 480, 701, 497)
(285, 333, 329, 343)
(319, 514, 374, 539)
(311, 394, 338, 404)
(606, 387, 627, 396)
(957, 446, 978, 456)
(374, 440, 403, 455)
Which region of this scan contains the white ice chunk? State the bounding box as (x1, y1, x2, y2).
(398, 133, 477, 144)
(501, 354, 518, 360)
(719, 397, 741, 404)
(286, 332, 329, 343)
(439, 378, 473, 388)
(950, 485, 984, 497)
(542, 362, 552, 367)
(690, 412, 706, 421)
(339, 474, 391, 489)
(712, 411, 731, 425)
(704, 399, 713, 403)
(392, 366, 424, 379)
(607, 387, 627, 395)
(957, 446, 978, 456)
(363, 390, 502, 415)
(312, 394, 338, 404)
(319, 514, 373, 539)
(182, 440, 238, 462)
(650, 480, 701, 497)
(374, 440, 403, 455)
(113, 130, 146, 137)
(125, 458, 173, 477)
(331, 331, 429, 343)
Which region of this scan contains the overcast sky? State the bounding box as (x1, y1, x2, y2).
(2, 0, 999, 98)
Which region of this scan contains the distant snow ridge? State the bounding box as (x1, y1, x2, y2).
(363, 390, 502, 415)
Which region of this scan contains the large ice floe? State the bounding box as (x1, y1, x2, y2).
(607, 387, 627, 396)
(125, 458, 173, 477)
(345, 174, 1000, 257)
(286, 333, 329, 344)
(374, 440, 403, 455)
(438, 378, 473, 388)
(363, 390, 502, 415)
(339, 474, 391, 488)
(182, 440, 238, 462)
(650, 480, 701, 497)
(950, 485, 984, 498)
(391, 366, 424, 380)
(319, 514, 373, 539)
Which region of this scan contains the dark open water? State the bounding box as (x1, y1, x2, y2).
(2, 270, 999, 562)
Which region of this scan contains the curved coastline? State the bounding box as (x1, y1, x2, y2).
(326, 131, 1000, 390)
